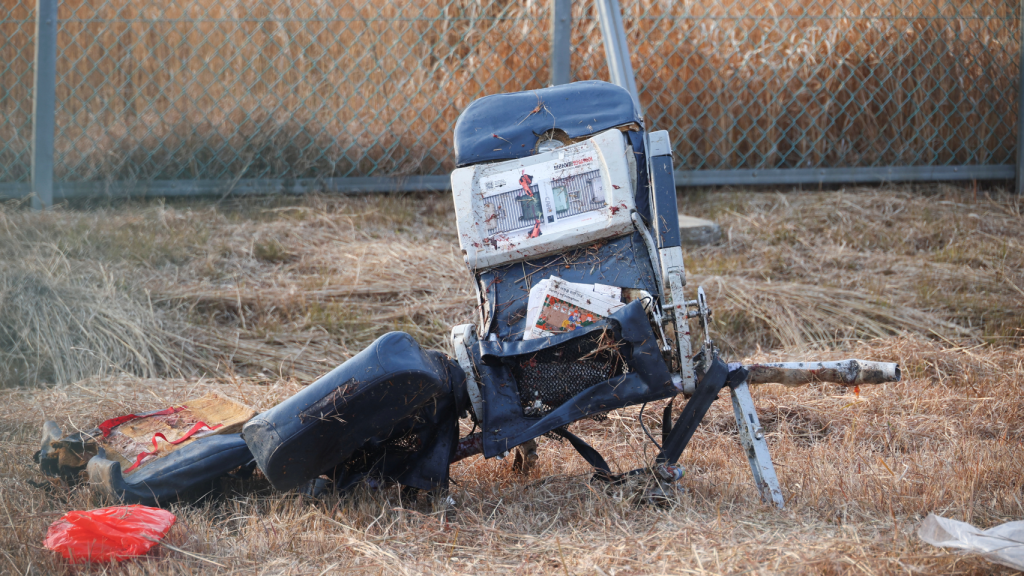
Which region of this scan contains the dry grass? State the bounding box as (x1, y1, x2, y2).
(3, 183, 1022, 382)
(0, 192, 474, 384)
(0, 259, 174, 387)
(1, 0, 1018, 182)
(1, 184, 1022, 573)
(0, 221, 215, 387)
(681, 184, 1024, 351)
(1, 336, 1021, 573)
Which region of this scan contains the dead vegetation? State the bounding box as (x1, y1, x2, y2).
(0, 246, 193, 387)
(681, 185, 1024, 352)
(1, 336, 1021, 574)
(0, 184, 1022, 574)
(4, 182, 1019, 387)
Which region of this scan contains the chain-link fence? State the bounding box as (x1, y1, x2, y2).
(612, 0, 1020, 174)
(0, 0, 1019, 193)
(0, 3, 35, 184)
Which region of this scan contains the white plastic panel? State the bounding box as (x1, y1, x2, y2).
(451, 129, 636, 271)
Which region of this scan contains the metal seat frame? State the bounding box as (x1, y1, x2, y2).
(448, 81, 785, 507)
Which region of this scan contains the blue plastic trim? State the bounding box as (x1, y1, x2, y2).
(649, 155, 680, 248)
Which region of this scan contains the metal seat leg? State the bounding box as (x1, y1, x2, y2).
(729, 381, 784, 509)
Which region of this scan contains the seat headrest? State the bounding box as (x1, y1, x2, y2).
(454, 81, 642, 168)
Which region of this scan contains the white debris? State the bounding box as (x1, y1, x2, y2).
(918, 513, 1024, 571)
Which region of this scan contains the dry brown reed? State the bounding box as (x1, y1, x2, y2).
(5, 183, 1020, 385)
(0, 259, 177, 387)
(0, 1, 34, 182)
(1, 0, 1017, 182)
(619, 0, 1020, 170)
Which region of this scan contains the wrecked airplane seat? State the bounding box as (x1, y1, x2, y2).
(31, 81, 904, 510)
(35, 392, 258, 505)
(241, 80, 899, 505)
(36, 421, 99, 482)
(242, 331, 468, 493)
(445, 79, 900, 507)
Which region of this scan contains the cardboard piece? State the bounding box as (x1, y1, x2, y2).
(98, 392, 256, 475)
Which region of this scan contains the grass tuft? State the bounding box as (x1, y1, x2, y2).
(0, 258, 174, 388)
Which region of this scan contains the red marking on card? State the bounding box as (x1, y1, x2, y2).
(528, 220, 542, 238)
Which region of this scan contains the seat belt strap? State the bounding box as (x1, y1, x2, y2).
(550, 427, 610, 473)
(553, 357, 747, 480)
(657, 356, 746, 465)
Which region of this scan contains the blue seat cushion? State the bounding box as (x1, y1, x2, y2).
(454, 80, 641, 167)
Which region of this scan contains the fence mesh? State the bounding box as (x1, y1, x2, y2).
(0, 3, 34, 184)
(0, 0, 1019, 185)
(598, 0, 1021, 172)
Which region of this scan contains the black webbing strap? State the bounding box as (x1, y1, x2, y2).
(552, 427, 652, 484)
(549, 427, 618, 482)
(553, 357, 748, 481)
(661, 398, 674, 446)
(656, 356, 747, 465)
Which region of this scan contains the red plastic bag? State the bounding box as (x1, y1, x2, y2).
(44, 505, 176, 563)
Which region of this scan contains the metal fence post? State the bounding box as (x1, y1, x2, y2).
(30, 0, 57, 210)
(595, 0, 641, 114)
(550, 0, 571, 86)
(1017, 0, 1024, 195)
